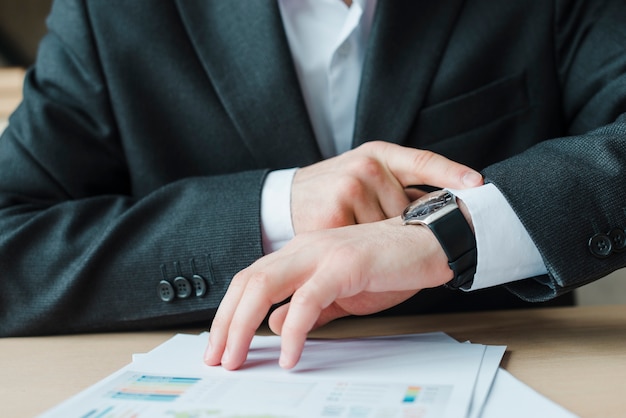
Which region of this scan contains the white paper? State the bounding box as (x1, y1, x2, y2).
(38, 331, 576, 418)
(481, 368, 578, 418)
(40, 332, 499, 418)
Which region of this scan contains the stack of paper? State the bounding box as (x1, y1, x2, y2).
(39, 332, 577, 418)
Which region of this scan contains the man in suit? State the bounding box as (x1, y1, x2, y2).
(0, 0, 625, 351)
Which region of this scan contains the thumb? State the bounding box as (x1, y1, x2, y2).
(366, 142, 484, 189)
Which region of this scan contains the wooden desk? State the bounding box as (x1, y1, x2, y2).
(1, 305, 625, 417)
(0, 67, 25, 127)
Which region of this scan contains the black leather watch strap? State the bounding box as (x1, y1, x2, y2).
(429, 208, 477, 290)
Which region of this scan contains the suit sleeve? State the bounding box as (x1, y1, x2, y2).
(483, 0, 626, 301)
(0, 1, 266, 336)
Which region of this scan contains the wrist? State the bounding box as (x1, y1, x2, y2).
(386, 218, 454, 288)
(402, 190, 477, 290)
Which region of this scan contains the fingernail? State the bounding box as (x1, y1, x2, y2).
(279, 350, 293, 370)
(221, 347, 230, 365)
(279, 354, 289, 369)
(463, 171, 483, 187)
(203, 343, 212, 364)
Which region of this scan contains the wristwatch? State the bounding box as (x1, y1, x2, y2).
(402, 189, 477, 290)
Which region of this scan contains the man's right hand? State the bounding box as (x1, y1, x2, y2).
(290, 141, 483, 233)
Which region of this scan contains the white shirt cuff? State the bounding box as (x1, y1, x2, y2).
(261, 168, 297, 254)
(448, 183, 548, 290)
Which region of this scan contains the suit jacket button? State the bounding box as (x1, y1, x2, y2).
(158, 280, 175, 302)
(609, 228, 626, 252)
(589, 233, 613, 258)
(192, 274, 208, 297)
(174, 276, 193, 298)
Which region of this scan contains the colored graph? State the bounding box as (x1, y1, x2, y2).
(107, 374, 201, 402)
(402, 386, 421, 403)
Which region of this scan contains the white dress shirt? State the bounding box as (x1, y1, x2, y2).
(262, 0, 548, 290)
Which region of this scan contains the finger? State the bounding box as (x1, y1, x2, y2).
(278, 274, 345, 369)
(324, 173, 388, 225)
(404, 187, 429, 201)
(205, 252, 299, 367)
(375, 186, 411, 219)
(268, 300, 348, 336)
(344, 155, 411, 220)
(204, 270, 251, 366)
(313, 303, 351, 328)
(219, 269, 296, 370)
(365, 164, 412, 218)
(348, 183, 406, 224)
(363, 142, 484, 189)
(268, 303, 289, 335)
(353, 201, 386, 224)
(216, 246, 315, 370)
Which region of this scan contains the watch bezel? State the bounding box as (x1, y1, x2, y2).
(402, 190, 458, 226)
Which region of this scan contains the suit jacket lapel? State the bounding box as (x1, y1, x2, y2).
(175, 1, 321, 168)
(354, 0, 466, 147)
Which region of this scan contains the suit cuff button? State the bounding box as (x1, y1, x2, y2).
(158, 280, 175, 302)
(589, 233, 613, 258)
(192, 274, 208, 297)
(174, 276, 193, 298)
(609, 228, 626, 252)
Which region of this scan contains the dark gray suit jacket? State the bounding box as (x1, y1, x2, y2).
(1, 0, 625, 336)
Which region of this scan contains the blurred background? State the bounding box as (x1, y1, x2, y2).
(0, 0, 52, 67)
(0, 0, 624, 305)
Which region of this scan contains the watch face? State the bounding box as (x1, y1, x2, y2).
(402, 190, 456, 225)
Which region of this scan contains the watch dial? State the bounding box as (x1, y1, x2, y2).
(403, 190, 453, 222)
(421, 193, 452, 214)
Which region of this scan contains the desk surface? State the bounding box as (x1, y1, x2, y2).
(2, 305, 625, 417)
(0, 67, 24, 121)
